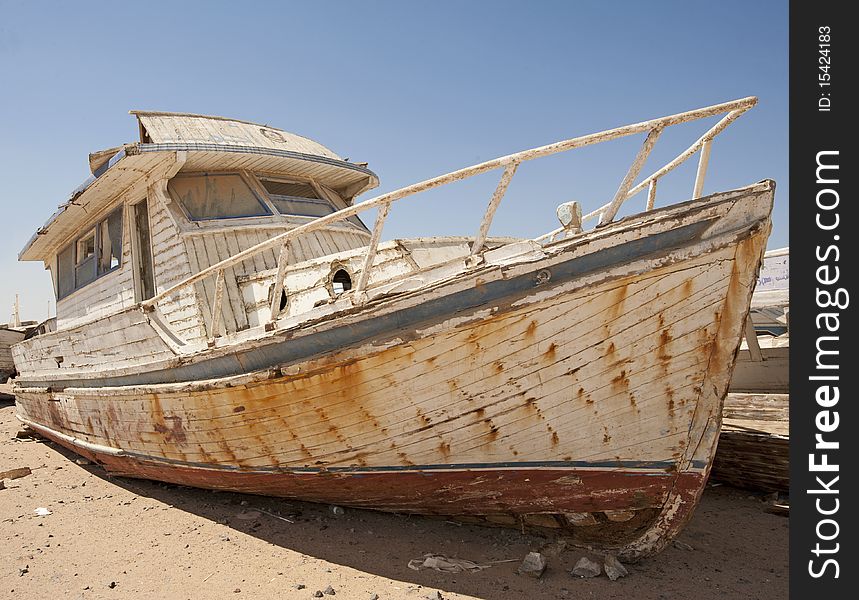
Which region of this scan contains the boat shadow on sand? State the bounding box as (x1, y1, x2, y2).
(38, 433, 561, 594)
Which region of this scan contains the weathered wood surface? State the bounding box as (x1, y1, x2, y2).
(12, 308, 178, 378)
(147, 193, 208, 342)
(11, 237, 488, 379)
(13, 98, 772, 558)
(14, 179, 773, 558)
(185, 228, 371, 337)
(722, 393, 789, 434)
(712, 393, 789, 492)
(20, 250, 735, 466)
(132, 112, 345, 159)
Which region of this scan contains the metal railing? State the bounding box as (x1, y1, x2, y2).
(140, 97, 758, 343)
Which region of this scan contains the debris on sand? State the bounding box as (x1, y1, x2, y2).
(604, 555, 629, 581)
(516, 551, 547, 578)
(408, 553, 493, 573)
(766, 502, 789, 517)
(0, 467, 32, 480)
(15, 428, 40, 440)
(571, 556, 601, 578)
(235, 510, 261, 521)
(33, 507, 52, 517)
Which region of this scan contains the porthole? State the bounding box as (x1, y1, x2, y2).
(332, 269, 352, 296)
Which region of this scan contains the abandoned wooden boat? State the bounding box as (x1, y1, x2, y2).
(12, 98, 773, 559)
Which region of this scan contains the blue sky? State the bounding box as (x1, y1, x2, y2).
(0, 0, 788, 322)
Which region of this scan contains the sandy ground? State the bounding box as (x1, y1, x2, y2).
(0, 399, 788, 600)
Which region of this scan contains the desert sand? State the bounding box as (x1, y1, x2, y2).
(0, 398, 788, 600)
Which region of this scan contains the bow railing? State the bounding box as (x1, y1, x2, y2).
(140, 97, 757, 344)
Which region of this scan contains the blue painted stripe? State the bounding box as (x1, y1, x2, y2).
(19, 218, 713, 390)
(118, 451, 709, 474)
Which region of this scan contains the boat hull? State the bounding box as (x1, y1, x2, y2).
(14, 182, 774, 558)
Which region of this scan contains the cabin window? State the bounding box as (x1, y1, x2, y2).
(98, 208, 123, 275)
(77, 230, 95, 263)
(261, 179, 335, 218)
(57, 246, 76, 299)
(75, 229, 97, 288)
(260, 178, 366, 229)
(169, 173, 270, 220)
(56, 206, 124, 299)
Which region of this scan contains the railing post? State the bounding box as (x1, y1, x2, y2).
(470, 161, 519, 259)
(646, 179, 658, 211)
(267, 241, 291, 327)
(599, 127, 662, 226)
(693, 139, 712, 199)
(209, 269, 225, 345)
(352, 201, 392, 304)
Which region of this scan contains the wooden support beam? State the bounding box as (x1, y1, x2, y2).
(268, 241, 291, 323)
(583, 108, 748, 224)
(693, 139, 712, 199)
(599, 128, 662, 225)
(470, 162, 519, 258)
(352, 202, 391, 302)
(209, 269, 225, 344)
(646, 179, 658, 211)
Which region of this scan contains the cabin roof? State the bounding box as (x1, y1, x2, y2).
(20, 112, 379, 262)
(129, 111, 345, 161)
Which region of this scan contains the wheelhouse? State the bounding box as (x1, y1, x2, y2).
(20, 111, 379, 339)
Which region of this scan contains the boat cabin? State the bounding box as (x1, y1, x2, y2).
(19, 112, 380, 341)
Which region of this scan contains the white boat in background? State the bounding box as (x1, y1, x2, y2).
(749, 247, 788, 335)
(1, 327, 27, 382)
(729, 248, 788, 393)
(1, 296, 36, 381)
(12, 97, 772, 559)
